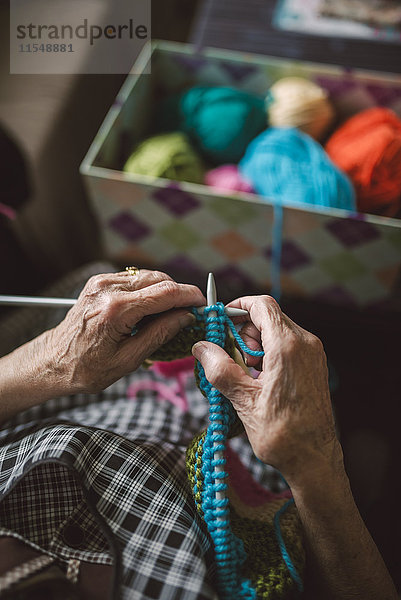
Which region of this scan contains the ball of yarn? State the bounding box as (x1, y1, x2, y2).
(266, 77, 335, 141)
(124, 132, 205, 184)
(205, 164, 254, 193)
(239, 127, 356, 210)
(325, 107, 401, 216)
(157, 86, 267, 164)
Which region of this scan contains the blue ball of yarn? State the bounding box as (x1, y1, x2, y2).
(239, 127, 356, 211)
(157, 86, 267, 165)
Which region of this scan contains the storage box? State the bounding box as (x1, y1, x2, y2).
(80, 40, 401, 309)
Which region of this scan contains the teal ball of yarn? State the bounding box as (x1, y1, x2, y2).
(157, 86, 267, 165)
(124, 132, 205, 184)
(239, 128, 356, 211)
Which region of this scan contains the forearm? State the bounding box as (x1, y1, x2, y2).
(288, 442, 398, 600)
(0, 329, 69, 424)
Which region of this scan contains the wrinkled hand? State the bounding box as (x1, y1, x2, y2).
(47, 270, 205, 394)
(192, 295, 340, 486)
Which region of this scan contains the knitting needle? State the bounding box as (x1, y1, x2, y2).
(0, 295, 77, 308)
(0, 295, 249, 316)
(206, 272, 226, 526)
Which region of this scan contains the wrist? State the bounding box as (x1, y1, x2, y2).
(283, 438, 346, 495)
(0, 329, 70, 423)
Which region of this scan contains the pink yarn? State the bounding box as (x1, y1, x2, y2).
(127, 380, 188, 412)
(127, 357, 195, 412)
(205, 164, 254, 193)
(0, 202, 17, 220)
(151, 356, 195, 377)
(226, 444, 292, 506)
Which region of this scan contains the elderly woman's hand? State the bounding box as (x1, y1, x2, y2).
(192, 295, 340, 487)
(49, 270, 205, 394)
(0, 269, 205, 422)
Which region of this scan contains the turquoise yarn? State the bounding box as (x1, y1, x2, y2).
(274, 499, 304, 593)
(192, 302, 302, 599)
(239, 127, 356, 211)
(156, 86, 267, 165)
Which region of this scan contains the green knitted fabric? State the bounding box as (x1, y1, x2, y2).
(186, 429, 305, 599)
(148, 322, 305, 599)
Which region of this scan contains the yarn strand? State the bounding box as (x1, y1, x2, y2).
(191, 303, 302, 598)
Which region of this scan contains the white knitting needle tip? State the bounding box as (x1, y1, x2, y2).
(207, 272, 217, 307)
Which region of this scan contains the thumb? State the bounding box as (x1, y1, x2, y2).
(192, 341, 255, 406)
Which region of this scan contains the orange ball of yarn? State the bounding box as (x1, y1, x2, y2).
(325, 107, 401, 216)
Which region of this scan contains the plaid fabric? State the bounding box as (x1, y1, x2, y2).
(0, 262, 286, 599)
(0, 364, 287, 600)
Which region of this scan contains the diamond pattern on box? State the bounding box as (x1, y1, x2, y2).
(214, 264, 256, 292)
(186, 244, 228, 272)
(315, 75, 401, 114)
(353, 238, 401, 270)
(159, 221, 201, 251)
(325, 218, 380, 247)
(284, 207, 321, 236)
(295, 227, 344, 259)
(162, 254, 207, 282)
(265, 240, 311, 272)
(114, 243, 156, 267)
(139, 232, 179, 263)
(103, 225, 131, 256)
(212, 230, 256, 261)
(319, 252, 367, 282)
(132, 192, 175, 229)
(183, 205, 228, 238)
(237, 212, 273, 247)
(209, 196, 258, 226)
(291, 264, 334, 293)
(343, 272, 387, 305)
(109, 212, 151, 241)
(280, 273, 306, 297)
(152, 183, 201, 217)
(239, 254, 271, 284)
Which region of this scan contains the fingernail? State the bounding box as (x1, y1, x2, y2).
(179, 312, 196, 329)
(192, 341, 206, 359)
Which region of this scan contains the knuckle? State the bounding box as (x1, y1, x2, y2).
(260, 295, 280, 311)
(85, 273, 112, 294)
(94, 294, 124, 327)
(308, 332, 324, 353)
(157, 279, 179, 297)
(151, 270, 172, 283)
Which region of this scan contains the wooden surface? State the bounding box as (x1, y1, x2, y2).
(191, 0, 401, 74)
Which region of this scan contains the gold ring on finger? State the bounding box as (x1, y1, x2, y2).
(125, 266, 140, 277)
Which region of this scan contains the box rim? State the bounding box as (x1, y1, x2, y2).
(80, 39, 401, 229)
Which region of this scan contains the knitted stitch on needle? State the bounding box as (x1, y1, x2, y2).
(150, 303, 305, 600)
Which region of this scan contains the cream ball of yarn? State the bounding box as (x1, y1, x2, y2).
(266, 77, 335, 141)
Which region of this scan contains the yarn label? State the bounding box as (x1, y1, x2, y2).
(10, 0, 151, 74)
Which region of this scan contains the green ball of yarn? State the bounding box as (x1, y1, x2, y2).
(124, 132, 205, 184)
(157, 86, 267, 165)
